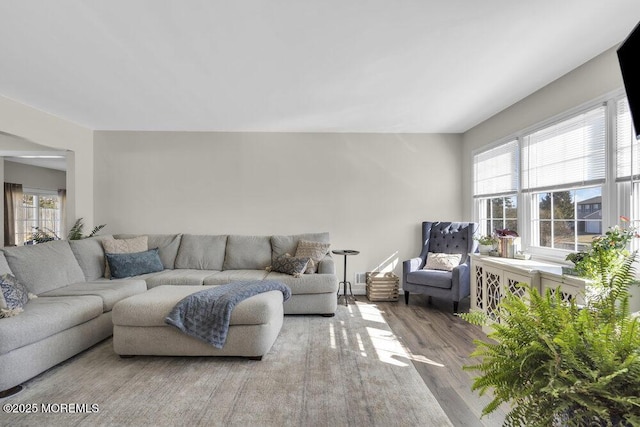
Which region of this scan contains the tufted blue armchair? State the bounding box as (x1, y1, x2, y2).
(402, 221, 478, 313)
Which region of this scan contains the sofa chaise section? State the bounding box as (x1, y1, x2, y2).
(0, 241, 146, 395)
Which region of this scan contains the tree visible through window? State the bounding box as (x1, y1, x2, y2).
(534, 188, 602, 252)
(480, 196, 518, 235)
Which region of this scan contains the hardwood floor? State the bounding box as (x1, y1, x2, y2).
(369, 294, 508, 427)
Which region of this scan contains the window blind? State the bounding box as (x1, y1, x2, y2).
(521, 106, 606, 192)
(616, 97, 639, 181)
(473, 139, 518, 197)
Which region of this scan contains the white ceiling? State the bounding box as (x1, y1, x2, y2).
(1, 1, 639, 133)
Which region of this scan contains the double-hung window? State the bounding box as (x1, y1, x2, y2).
(523, 106, 606, 253)
(19, 189, 62, 244)
(615, 97, 640, 249)
(473, 139, 519, 236)
(472, 92, 640, 261)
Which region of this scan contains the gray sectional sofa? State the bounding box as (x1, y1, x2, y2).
(0, 232, 338, 396)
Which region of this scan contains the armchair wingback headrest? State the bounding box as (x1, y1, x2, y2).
(419, 221, 478, 264)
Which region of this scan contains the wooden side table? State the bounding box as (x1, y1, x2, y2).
(332, 250, 359, 306)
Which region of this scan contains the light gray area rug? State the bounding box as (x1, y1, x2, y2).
(1, 301, 452, 427)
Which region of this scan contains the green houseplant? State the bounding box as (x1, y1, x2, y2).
(67, 218, 106, 240)
(460, 252, 640, 426)
(28, 226, 59, 244)
(475, 234, 499, 254)
(566, 217, 638, 282)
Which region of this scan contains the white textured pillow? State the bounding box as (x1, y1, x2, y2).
(102, 235, 148, 278)
(294, 240, 330, 274)
(424, 252, 462, 272)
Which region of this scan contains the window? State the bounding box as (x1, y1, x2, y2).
(473, 140, 519, 235)
(523, 106, 606, 252)
(615, 97, 640, 249)
(17, 190, 61, 244)
(532, 187, 602, 252)
(478, 196, 518, 235)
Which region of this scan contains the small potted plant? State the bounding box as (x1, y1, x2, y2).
(475, 235, 498, 254)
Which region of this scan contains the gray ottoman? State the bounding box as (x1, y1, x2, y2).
(112, 285, 284, 360)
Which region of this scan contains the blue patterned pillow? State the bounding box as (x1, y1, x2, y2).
(0, 273, 31, 318)
(268, 254, 310, 278)
(105, 248, 164, 279)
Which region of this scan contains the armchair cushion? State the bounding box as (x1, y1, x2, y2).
(407, 270, 452, 289)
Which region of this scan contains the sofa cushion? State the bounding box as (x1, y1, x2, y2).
(69, 235, 111, 281)
(0, 274, 31, 317)
(203, 270, 269, 286)
(145, 269, 220, 288)
(223, 235, 271, 270)
(115, 234, 182, 269)
(2, 240, 86, 295)
(271, 232, 330, 260)
(0, 295, 103, 354)
(294, 240, 331, 273)
(0, 253, 13, 276)
(106, 248, 164, 279)
(175, 234, 227, 270)
(265, 271, 338, 295)
(102, 235, 148, 278)
(39, 280, 147, 312)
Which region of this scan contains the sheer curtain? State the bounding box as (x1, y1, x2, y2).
(4, 183, 23, 246)
(58, 189, 66, 239)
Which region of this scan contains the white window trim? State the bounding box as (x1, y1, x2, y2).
(472, 89, 629, 264)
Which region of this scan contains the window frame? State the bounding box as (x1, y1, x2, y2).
(471, 90, 632, 262)
(17, 188, 61, 245)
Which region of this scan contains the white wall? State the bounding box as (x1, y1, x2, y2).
(0, 95, 94, 230)
(4, 161, 66, 191)
(94, 131, 463, 283)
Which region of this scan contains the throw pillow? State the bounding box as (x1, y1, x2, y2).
(424, 253, 463, 272)
(294, 240, 330, 274)
(267, 254, 310, 278)
(105, 248, 164, 279)
(101, 235, 148, 278)
(0, 273, 35, 318)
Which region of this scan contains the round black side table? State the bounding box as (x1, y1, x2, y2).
(332, 250, 359, 306)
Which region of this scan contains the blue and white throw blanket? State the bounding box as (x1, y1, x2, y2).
(165, 280, 291, 348)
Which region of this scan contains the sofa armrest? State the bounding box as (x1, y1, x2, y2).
(317, 254, 335, 274)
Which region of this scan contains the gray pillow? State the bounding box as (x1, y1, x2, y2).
(105, 248, 164, 279)
(0, 274, 31, 317)
(269, 254, 310, 278)
(271, 233, 330, 260)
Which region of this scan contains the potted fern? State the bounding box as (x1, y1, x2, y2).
(460, 252, 640, 426)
